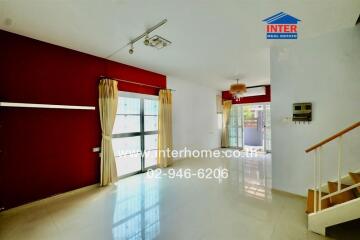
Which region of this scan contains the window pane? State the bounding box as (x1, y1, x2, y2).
(115, 154, 141, 177)
(145, 134, 158, 151)
(113, 115, 140, 134)
(229, 137, 237, 148)
(265, 104, 271, 151)
(145, 135, 157, 168)
(145, 150, 157, 168)
(117, 97, 140, 114)
(112, 95, 160, 176)
(112, 136, 141, 157)
(228, 105, 244, 148)
(145, 116, 158, 131)
(228, 127, 237, 138)
(237, 127, 243, 148)
(144, 99, 158, 115)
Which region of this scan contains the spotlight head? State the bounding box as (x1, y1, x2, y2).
(129, 43, 134, 54)
(144, 34, 150, 46)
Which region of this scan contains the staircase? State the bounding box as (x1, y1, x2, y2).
(305, 122, 360, 236)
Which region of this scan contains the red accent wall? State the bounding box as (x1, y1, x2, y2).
(0, 30, 166, 209)
(222, 85, 271, 104)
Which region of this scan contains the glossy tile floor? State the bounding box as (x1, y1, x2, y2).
(0, 152, 331, 240)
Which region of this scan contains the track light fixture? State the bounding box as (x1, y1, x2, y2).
(106, 19, 170, 58)
(129, 43, 134, 54)
(144, 34, 150, 46)
(125, 19, 170, 55)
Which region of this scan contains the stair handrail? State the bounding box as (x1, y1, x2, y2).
(306, 121, 360, 214)
(305, 121, 360, 153)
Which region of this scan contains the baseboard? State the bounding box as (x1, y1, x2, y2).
(272, 188, 307, 199)
(1, 184, 99, 215)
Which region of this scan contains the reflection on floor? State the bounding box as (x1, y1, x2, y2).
(0, 152, 331, 240)
(243, 145, 265, 153)
(112, 177, 160, 239)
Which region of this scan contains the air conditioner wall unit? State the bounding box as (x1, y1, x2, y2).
(243, 86, 266, 97)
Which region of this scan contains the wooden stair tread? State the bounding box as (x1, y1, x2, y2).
(328, 181, 356, 205)
(306, 189, 332, 214)
(349, 172, 360, 193)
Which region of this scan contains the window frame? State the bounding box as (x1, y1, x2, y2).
(112, 91, 159, 178)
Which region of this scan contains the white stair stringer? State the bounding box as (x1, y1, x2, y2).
(308, 197, 360, 235)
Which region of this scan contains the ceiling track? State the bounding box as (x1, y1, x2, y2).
(106, 19, 167, 59)
(129, 19, 167, 45)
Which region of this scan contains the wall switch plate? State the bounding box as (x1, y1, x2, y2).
(92, 147, 100, 153)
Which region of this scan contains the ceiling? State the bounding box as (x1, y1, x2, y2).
(1, 0, 359, 90)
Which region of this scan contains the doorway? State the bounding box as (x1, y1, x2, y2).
(112, 92, 159, 177)
(228, 103, 271, 152)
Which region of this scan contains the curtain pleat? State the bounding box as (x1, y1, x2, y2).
(99, 79, 118, 186)
(221, 100, 232, 148)
(157, 89, 173, 168)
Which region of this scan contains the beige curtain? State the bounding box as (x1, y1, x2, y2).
(221, 100, 232, 148)
(157, 89, 173, 168)
(99, 79, 118, 186)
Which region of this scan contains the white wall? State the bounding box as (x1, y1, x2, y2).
(271, 26, 360, 196)
(167, 76, 221, 152)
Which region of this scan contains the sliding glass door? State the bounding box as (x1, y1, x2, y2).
(227, 103, 271, 151)
(228, 104, 243, 148)
(264, 104, 271, 152)
(112, 92, 158, 177)
(144, 99, 159, 168)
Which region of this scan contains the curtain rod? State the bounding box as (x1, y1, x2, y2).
(99, 75, 175, 91)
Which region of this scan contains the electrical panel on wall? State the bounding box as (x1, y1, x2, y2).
(292, 102, 312, 123)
